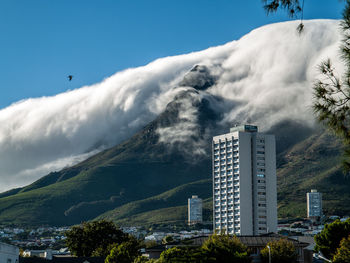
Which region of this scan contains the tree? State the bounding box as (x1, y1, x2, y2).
(201, 234, 251, 263)
(158, 246, 202, 263)
(162, 235, 174, 244)
(262, 0, 303, 18)
(315, 218, 350, 259)
(105, 237, 141, 263)
(133, 256, 150, 263)
(262, 0, 305, 32)
(333, 235, 350, 263)
(260, 239, 297, 263)
(65, 220, 129, 257)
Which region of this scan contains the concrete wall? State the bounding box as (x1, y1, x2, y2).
(265, 134, 277, 233)
(0, 243, 19, 263)
(237, 131, 253, 235)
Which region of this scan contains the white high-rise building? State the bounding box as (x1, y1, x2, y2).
(188, 195, 203, 225)
(213, 125, 277, 235)
(307, 189, 322, 218)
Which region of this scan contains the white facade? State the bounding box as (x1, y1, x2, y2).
(307, 189, 322, 218)
(188, 195, 203, 225)
(0, 242, 19, 263)
(213, 125, 277, 235)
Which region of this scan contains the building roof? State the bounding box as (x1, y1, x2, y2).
(143, 244, 167, 252)
(0, 242, 19, 249)
(144, 233, 309, 254)
(237, 235, 308, 247)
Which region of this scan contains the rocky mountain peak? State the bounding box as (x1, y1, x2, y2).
(178, 65, 216, 91)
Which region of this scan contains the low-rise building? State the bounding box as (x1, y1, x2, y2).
(188, 195, 203, 225)
(307, 189, 322, 221)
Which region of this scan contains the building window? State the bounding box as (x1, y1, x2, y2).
(257, 174, 265, 178)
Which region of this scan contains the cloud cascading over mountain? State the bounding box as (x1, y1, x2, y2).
(0, 20, 342, 192)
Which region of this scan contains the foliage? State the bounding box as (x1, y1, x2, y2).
(262, 0, 304, 33)
(92, 243, 117, 257)
(201, 234, 250, 263)
(162, 235, 174, 244)
(143, 240, 158, 248)
(260, 239, 297, 263)
(158, 246, 203, 263)
(133, 256, 150, 263)
(65, 220, 129, 257)
(333, 235, 350, 263)
(156, 234, 250, 262)
(262, 0, 302, 17)
(315, 219, 350, 259)
(105, 237, 141, 263)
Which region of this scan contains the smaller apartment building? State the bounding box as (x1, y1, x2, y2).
(188, 195, 203, 225)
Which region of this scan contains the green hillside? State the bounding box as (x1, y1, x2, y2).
(97, 129, 350, 226)
(277, 129, 350, 218)
(96, 179, 212, 224)
(111, 199, 213, 227)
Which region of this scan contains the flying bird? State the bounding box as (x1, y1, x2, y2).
(67, 75, 73, 81)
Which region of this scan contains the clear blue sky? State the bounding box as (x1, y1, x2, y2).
(0, 0, 344, 109)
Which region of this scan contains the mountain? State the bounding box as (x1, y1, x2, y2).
(0, 77, 348, 226)
(0, 66, 219, 226)
(0, 20, 349, 227)
(0, 20, 341, 192)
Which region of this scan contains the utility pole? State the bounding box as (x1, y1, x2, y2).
(267, 245, 271, 263)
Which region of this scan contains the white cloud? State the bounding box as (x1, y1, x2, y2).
(0, 19, 342, 192)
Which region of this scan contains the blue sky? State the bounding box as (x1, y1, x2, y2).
(0, 0, 345, 109)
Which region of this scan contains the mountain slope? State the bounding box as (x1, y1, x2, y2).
(277, 129, 350, 218)
(1, 96, 348, 226)
(96, 179, 212, 224)
(0, 67, 219, 226)
(95, 128, 350, 225)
